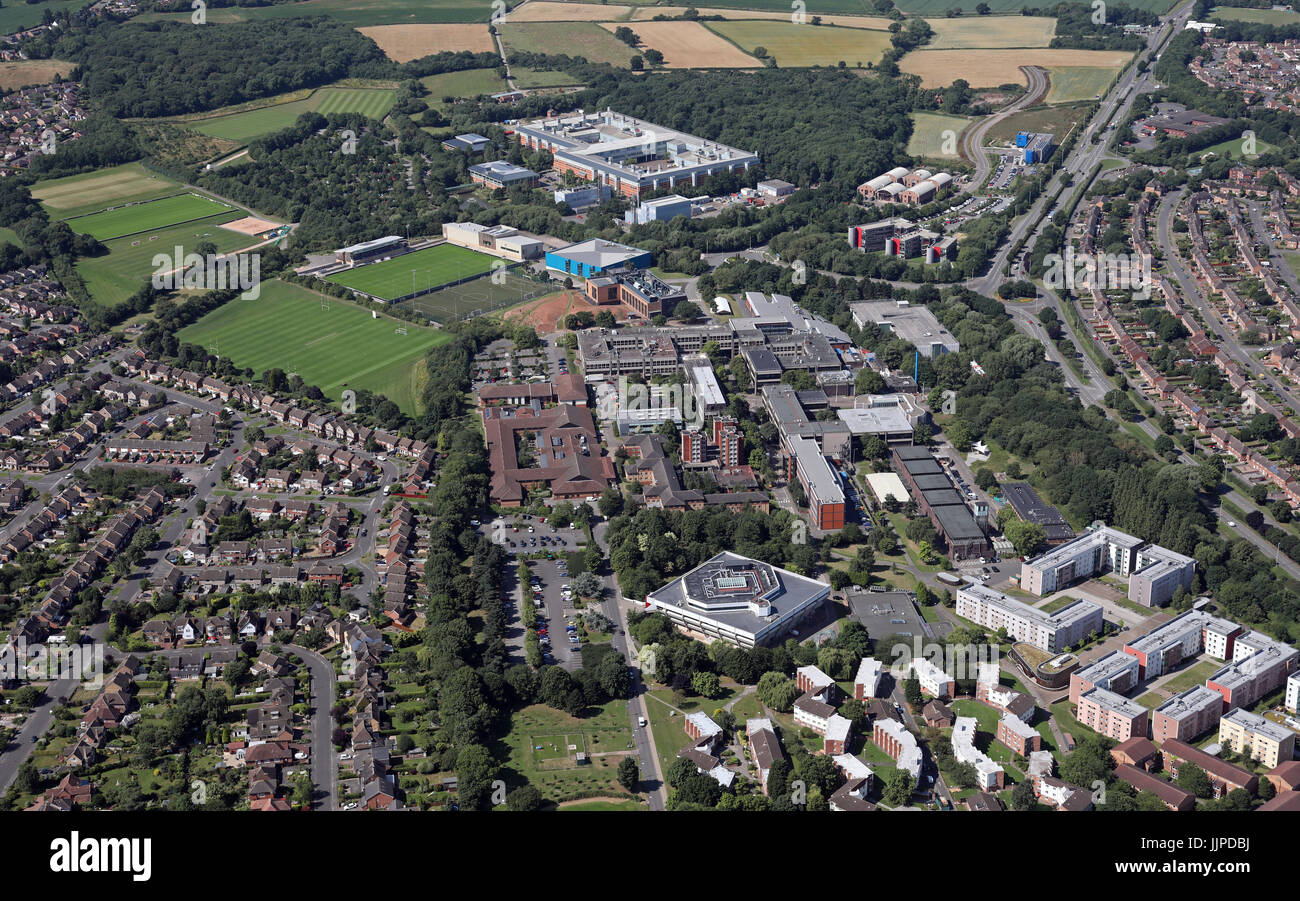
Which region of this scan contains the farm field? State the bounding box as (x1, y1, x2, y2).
(32, 163, 183, 218)
(134, 0, 492, 25)
(1045, 65, 1118, 103)
(892, 0, 1173, 10)
(358, 23, 496, 62)
(76, 213, 250, 309)
(0, 59, 74, 91)
(707, 20, 892, 67)
(419, 68, 510, 104)
(901, 48, 1133, 87)
(509, 1, 635, 20)
(65, 193, 235, 241)
(908, 111, 970, 160)
(177, 279, 451, 414)
(925, 15, 1056, 49)
(1210, 5, 1300, 24)
(326, 243, 498, 301)
(630, 6, 896, 27)
(185, 87, 397, 143)
(500, 22, 640, 66)
(603, 20, 759, 67)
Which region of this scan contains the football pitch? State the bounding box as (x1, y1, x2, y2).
(177, 279, 451, 414)
(325, 243, 498, 301)
(398, 270, 547, 324)
(65, 193, 236, 241)
(76, 213, 250, 309)
(187, 87, 398, 143)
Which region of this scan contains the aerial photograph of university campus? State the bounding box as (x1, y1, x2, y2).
(0, 0, 1297, 852)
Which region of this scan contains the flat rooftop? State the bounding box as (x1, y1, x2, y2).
(837, 405, 912, 436)
(850, 300, 959, 352)
(960, 583, 1101, 631)
(646, 550, 829, 637)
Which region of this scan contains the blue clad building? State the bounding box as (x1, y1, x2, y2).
(545, 238, 652, 279)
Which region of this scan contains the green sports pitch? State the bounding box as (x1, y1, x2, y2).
(176, 279, 451, 415)
(324, 243, 499, 301)
(65, 193, 235, 241)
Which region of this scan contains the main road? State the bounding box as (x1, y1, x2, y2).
(970, 0, 1195, 299)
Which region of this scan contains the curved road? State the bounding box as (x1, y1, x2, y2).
(960, 65, 1048, 194)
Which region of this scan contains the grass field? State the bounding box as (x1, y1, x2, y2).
(502, 702, 638, 802)
(32, 163, 183, 218)
(327, 244, 498, 301)
(66, 193, 235, 241)
(1045, 65, 1118, 103)
(0, 59, 74, 91)
(1196, 134, 1277, 161)
(603, 20, 759, 67)
(908, 111, 970, 160)
(509, 66, 586, 88)
(419, 68, 509, 103)
(902, 48, 1132, 88)
(358, 23, 496, 61)
(184, 87, 397, 143)
(76, 213, 250, 309)
(707, 20, 892, 67)
(1210, 5, 1300, 24)
(1160, 660, 1220, 694)
(177, 279, 452, 413)
(989, 101, 1093, 145)
(0, 0, 83, 34)
(925, 15, 1056, 49)
(501, 21, 640, 66)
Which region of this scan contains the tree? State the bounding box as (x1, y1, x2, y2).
(756, 671, 800, 712)
(617, 756, 640, 793)
(1176, 762, 1214, 799)
(598, 486, 623, 518)
(974, 467, 997, 491)
(1010, 779, 1038, 811)
(455, 744, 501, 811)
(691, 670, 722, 699)
(506, 784, 543, 811)
(903, 676, 923, 707)
(882, 771, 915, 806)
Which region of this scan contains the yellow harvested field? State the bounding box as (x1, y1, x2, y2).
(925, 16, 1057, 49)
(0, 59, 74, 91)
(601, 20, 759, 67)
(901, 48, 1132, 88)
(629, 6, 895, 28)
(506, 1, 633, 20)
(358, 24, 495, 62)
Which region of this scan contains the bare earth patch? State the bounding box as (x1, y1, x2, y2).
(502, 290, 589, 332)
(220, 216, 281, 236)
(358, 24, 495, 63)
(604, 20, 759, 68)
(901, 48, 1132, 88)
(0, 59, 74, 91)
